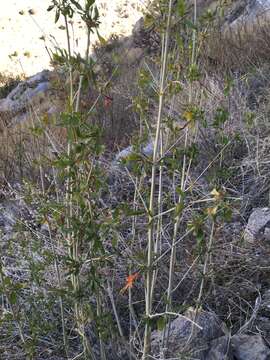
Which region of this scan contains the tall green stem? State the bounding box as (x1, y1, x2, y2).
(142, 1, 173, 358)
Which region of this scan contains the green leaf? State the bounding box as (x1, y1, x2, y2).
(55, 9, 60, 23)
(177, 0, 186, 17)
(86, 0, 96, 11)
(47, 5, 55, 12)
(188, 63, 200, 81)
(96, 30, 107, 46)
(213, 107, 229, 128)
(93, 6, 99, 21)
(175, 202, 184, 217)
(224, 77, 234, 96)
(4, 277, 12, 287)
(10, 291, 17, 305)
(184, 19, 197, 30)
(144, 14, 154, 29)
(70, 0, 83, 11)
(157, 316, 166, 331)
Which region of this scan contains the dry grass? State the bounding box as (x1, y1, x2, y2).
(0, 73, 22, 99)
(0, 28, 147, 183)
(202, 19, 270, 72)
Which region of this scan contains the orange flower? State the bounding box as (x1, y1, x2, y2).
(120, 272, 139, 294)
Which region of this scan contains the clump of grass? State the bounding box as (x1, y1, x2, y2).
(0, 73, 21, 99)
(202, 15, 270, 72)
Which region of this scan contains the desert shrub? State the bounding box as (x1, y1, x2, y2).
(2, 1, 270, 360)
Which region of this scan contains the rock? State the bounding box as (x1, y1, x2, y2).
(113, 141, 153, 166)
(125, 46, 144, 64)
(151, 308, 224, 359)
(222, 0, 270, 44)
(131, 16, 160, 52)
(0, 70, 51, 125)
(232, 334, 270, 360)
(260, 290, 270, 315)
(225, 0, 270, 28)
(244, 207, 270, 242)
(206, 336, 234, 360)
(252, 291, 270, 344)
(132, 17, 144, 38)
(206, 333, 270, 360)
(255, 317, 270, 343)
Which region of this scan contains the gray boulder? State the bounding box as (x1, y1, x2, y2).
(244, 207, 270, 242)
(206, 336, 233, 360)
(151, 308, 224, 359)
(236, 0, 269, 19)
(225, 0, 270, 30)
(0, 70, 51, 125)
(113, 141, 153, 167)
(232, 334, 270, 360)
(252, 290, 270, 344)
(206, 333, 270, 360)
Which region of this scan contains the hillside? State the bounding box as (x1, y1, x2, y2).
(1, 0, 270, 359)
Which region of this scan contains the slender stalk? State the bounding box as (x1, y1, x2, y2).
(107, 280, 124, 338)
(184, 221, 215, 348)
(196, 221, 215, 311)
(162, 0, 198, 352)
(63, 8, 74, 292)
(63, 10, 95, 359)
(64, 14, 73, 109)
(191, 0, 197, 67)
(150, 130, 164, 301)
(142, 1, 173, 358)
(47, 222, 69, 358)
(161, 129, 190, 354)
(97, 292, 107, 360)
(75, 27, 91, 112)
(129, 177, 140, 359)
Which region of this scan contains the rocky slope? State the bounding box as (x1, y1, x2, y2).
(1, 0, 270, 359)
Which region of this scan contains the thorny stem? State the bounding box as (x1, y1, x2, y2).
(64, 10, 95, 359)
(107, 280, 124, 338)
(64, 15, 73, 110)
(162, 130, 190, 353)
(196, 221, 215, 311)
(185, 221, 215, 348)
(150, 130, 164, 301)
(75, 27, 91, 112)
(142, 0, 173, 358)
(162, 0, 198, 351)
